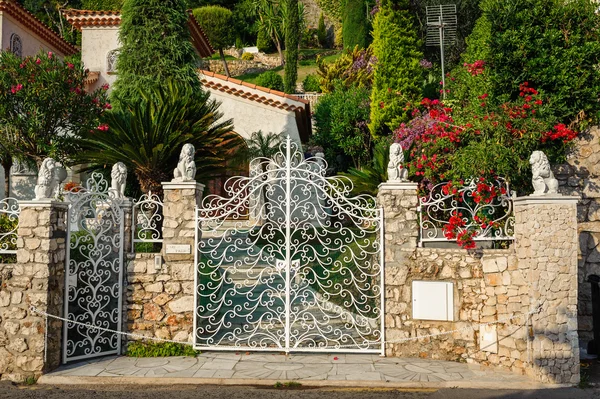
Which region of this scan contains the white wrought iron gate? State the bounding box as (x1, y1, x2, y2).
(63, 173, 125, 363)
(195, 137, 384, 354)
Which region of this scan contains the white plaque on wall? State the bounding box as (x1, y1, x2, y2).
(165, 244, 191, 254)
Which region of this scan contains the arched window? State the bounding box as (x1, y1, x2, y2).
(10, 34, 22, 58)
(107, 49, 119, 73)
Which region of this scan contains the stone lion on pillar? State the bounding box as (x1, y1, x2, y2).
(109, 162, 127, 199)
(34, 158, 57, 200)
(173, 143, 196, 182)
(387, 143, 408, 182)
(530, 150, 559, 196)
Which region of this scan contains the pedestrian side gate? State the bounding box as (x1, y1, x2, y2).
(63, 173, 125, 363)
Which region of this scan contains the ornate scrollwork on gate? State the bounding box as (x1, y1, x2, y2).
(196, 137, 383, 353)
(0, 198, 20, 257)
(63, 172, 125, 362)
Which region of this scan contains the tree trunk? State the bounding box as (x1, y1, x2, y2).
(276, 40, 285, 66)
(1, 159, 12, 199)
(219, 49, 231, 78)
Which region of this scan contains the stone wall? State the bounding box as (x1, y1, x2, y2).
(126, 253, 194, 343)
(514, 197, 580, 384)
(0, 201, 67, 382)
(554, 126, 600, 344)
(198, 59, 270, 77)
(125, 182, 203, 344)
(384, 248, 529, 372)
(379, 183, 580, 384)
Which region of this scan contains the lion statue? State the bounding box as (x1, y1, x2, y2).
(530, 151, 559, 196)
(173, 143, 196, 182)
(109, 162, 127, 199)
(34, 158, 57, 200)
(387, 143, 408, 182)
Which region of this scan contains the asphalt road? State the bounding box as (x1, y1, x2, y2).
(2, 384, 600, 399)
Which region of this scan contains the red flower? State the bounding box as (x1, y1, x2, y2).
(67, 63, 75, 69)
(97, 124, 109, 131)
(35, 58, 41, 65)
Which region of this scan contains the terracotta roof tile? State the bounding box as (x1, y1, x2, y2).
(198, 70, 311, 113)
(0, 0, 78, 55)
(63, 9, 213, 57)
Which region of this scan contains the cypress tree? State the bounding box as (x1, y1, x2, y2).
(113, 0, 200, 105)
(342, 0, 369, 49)
(284, 0, 299, 94)
(317, 12, 327, 48)
(369, 0, 422, 136)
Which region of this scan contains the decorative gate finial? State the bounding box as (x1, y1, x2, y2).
(34, 158, 58, 200)
(530, 150, 559, 196)
(172, 143, 196, 182)
(109, 162, 127, 199)
(387, 143, 408, 182)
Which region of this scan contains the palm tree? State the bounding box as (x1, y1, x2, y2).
(340, 143, 389, 196)
(252, 0, 285, 65)
(74, 81, 239, 197)
(246, 131, 284, 159)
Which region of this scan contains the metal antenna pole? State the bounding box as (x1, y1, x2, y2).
(439, 14, 446, 99)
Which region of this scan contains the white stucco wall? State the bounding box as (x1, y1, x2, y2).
(208, 89, 302, 144)
(0, 13, 66, 57)
(81, 26, 119, 92)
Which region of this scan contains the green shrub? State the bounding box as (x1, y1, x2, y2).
(257, 27, 275, 53)
(126, 341, 199, 357)
(369, 0, 423, 136)
(235, 37, 244, 50)
(451, 0, 600, 129)
(255, 71, 284, 91)
(0, 214, 17, 264)
(302, 74, 321, 93)
(313, 83, 371, 169)
(342, 0, 369, 49)
(241, 52, 254, 61)
(316, 46, 375, 93)
(317, 12, 328, 48)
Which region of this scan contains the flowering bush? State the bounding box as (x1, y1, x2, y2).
(0, 50, 109, 166)
(396, 69, 577, 248)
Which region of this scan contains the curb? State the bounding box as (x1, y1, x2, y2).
(37, 375, 568, 390)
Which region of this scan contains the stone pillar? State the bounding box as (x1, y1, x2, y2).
(0, 200, 67, 382)
(126, 182, 203, 343)
(377, 182, 419, 356)
(514, 195, 580, 384)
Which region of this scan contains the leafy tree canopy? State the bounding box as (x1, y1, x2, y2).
(0, 50, 109, 167)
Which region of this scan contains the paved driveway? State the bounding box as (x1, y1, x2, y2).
(40, 352, 538, 390)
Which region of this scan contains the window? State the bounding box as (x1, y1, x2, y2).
(107, 49, 119, 73)
(10, 34, 22, 58)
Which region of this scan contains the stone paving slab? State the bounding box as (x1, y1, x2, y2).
(38, 352, 556, 390)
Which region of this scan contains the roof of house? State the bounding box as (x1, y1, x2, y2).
(62, 9, 214, 58)
(199, 70, 309, 110)
(199, 70, 312, 142)
(0, 0, 78, 55)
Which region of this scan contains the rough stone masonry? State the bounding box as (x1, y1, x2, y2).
(0, 201, 67, 382)
(379, 182, 580, 384)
